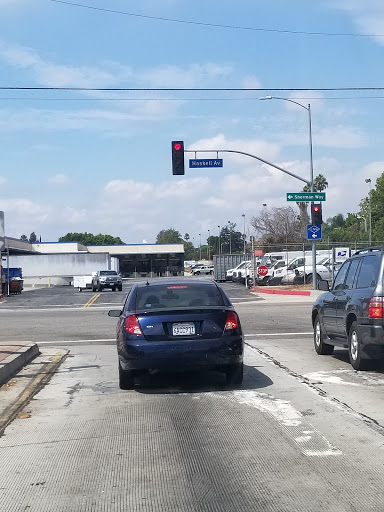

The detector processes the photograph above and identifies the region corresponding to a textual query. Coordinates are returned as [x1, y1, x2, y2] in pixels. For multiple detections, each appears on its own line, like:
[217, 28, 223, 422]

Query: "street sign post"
[307, 224, 322, 240]
[287, 192, 326, 202]
[189, 159, 223, 168]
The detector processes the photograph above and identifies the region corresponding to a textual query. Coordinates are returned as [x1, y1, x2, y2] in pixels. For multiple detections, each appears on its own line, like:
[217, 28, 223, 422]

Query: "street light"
[218, 225, 221, 256]
[228, 221, 232, 254]
[199, 233, 201, 260]
[259, 95, 317, 290]
[207, 229, 210, 260]
[365, 178, 372, 246]
[242, 214, 246, 254]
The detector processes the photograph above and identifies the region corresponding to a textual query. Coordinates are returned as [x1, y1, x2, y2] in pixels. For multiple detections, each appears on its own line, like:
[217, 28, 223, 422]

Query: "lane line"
[36, 339, 115, 344]
[245, 332, 312, 337]
[84, 293, 100, 308]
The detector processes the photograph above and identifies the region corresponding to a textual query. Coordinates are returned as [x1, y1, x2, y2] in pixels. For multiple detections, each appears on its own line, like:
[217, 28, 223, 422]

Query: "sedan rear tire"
[119, 362, 134, 390]
[314, 316, 334, 355]
[226, 362, 243, 386]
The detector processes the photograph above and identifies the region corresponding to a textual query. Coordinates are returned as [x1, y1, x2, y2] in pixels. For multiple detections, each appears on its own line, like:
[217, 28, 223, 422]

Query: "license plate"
[172, 322, 195, 336]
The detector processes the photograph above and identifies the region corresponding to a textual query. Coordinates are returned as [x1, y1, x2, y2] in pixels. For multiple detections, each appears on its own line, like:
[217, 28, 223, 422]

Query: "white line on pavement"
[245, 332, 312, 336]
[36, 339, 115, 344]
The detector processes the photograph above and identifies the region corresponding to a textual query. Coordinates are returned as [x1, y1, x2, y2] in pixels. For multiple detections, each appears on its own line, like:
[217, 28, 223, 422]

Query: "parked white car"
[279, 257, 331, 284]
[226, 260, 250, 281]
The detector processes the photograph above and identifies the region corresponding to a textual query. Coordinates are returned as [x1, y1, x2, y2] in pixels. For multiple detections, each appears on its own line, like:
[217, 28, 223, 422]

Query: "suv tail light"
[369, 297, 384, 318]
[125, 315, 143, 335]
[224, 311, 239, 331]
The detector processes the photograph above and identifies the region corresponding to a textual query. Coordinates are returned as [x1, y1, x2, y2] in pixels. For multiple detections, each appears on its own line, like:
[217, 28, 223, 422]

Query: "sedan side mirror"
[108, 310, 122, 317]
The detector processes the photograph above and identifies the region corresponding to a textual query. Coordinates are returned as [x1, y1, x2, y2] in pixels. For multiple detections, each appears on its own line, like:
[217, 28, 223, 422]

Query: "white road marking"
[35, 339, 115, 344]
[210, 390, 342, 457]
[245, 332, 312, 337]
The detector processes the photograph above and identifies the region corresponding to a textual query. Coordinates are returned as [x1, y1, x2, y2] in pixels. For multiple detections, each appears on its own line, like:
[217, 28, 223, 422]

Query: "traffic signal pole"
[308, 104, 317, 292]
[175, 142, 318, 289]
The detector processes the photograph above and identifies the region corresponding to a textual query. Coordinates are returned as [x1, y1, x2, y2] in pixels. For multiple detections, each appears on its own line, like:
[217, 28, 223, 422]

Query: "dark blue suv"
[312, 247, 384, 370]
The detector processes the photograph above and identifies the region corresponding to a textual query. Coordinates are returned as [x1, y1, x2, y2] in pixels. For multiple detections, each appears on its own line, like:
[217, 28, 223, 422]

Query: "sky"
[0, 0, 384, 246]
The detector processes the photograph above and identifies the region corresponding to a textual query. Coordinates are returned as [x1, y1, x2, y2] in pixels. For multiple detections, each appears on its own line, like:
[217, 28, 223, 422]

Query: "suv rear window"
[355, 255, 380, 289]
[100, 271, 118, 276]
[136, 284, 225, 309]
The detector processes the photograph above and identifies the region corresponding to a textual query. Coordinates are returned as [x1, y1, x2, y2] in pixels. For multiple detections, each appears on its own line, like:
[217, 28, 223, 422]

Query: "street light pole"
[218, 225, 221, 256]
[365, 178, 372, 246]
[259, 96, 317, 290]
[242, 214, 246, 254]
[199, 233, 201, 261]
[228, 221, 232, 254]
[207, 229, 210, 260]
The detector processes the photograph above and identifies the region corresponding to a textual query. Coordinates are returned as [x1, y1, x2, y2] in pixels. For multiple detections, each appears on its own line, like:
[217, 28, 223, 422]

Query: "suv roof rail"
[354, 246, 384, 255]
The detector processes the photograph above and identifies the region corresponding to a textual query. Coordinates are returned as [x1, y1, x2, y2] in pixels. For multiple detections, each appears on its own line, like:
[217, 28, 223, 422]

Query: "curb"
[0, 349, 69, 436]
[251, 286, 324, 297]
[252, 286, 311, 296]
[0, 343, 40, 387]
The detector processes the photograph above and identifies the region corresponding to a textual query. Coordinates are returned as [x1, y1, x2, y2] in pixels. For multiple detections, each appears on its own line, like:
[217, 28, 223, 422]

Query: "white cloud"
[48, 174, 71, 185]
[315, 126, 368, 148]
[189, 134, 280, 164]
[328, 0, 384, 44]
[140, 63, 233, 88]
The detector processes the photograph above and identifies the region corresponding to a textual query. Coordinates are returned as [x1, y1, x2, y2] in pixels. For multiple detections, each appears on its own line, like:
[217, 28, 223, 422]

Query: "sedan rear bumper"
[118, 336, 243, 371]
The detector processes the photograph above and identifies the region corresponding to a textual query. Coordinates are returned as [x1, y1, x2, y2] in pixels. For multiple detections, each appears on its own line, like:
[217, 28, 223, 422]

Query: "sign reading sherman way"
[287, 192, 326, 202]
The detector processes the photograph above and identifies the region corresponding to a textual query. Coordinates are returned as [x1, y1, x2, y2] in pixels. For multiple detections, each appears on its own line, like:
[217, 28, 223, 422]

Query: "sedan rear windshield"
[136, 284, 225, 309]
[100, 271, 118, 276]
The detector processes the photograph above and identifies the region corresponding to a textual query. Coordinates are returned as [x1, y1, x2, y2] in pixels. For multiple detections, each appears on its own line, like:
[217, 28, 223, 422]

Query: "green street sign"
[287, 192, 326, 202]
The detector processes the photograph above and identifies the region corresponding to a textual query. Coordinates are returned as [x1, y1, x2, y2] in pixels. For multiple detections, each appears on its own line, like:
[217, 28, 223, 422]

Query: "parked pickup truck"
[92, 270, 122, 292]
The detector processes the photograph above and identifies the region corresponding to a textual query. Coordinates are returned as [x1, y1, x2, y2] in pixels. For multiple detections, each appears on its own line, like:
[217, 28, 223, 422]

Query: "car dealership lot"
[3, 280, 384, 510]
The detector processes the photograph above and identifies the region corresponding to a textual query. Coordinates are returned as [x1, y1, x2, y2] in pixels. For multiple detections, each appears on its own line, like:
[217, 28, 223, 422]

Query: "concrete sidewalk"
[0, 341, 40, 387]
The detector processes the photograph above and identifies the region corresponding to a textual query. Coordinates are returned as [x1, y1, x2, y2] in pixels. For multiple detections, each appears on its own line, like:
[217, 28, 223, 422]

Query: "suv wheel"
[314, 316, 334, 355]
[118, 284, 123, 291]
[195, 271, 200, 275]
[97, 283, 103, 292]
[348, 321, 367, 370]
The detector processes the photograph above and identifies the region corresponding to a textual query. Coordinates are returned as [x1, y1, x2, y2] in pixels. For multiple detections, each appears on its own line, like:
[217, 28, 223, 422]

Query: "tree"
[156, 228, 183, 244]
[220, 223, 244, 253]
[29, 232, 37, 243]
[58, 232, 124, 245]
[20, 235, 28, 242]
[250, 206, 301, 249]
[184, 233, 190, 241]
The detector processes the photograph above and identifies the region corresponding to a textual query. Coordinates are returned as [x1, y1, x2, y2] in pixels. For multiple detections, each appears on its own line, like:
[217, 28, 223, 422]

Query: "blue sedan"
[108, 279, 244, 389]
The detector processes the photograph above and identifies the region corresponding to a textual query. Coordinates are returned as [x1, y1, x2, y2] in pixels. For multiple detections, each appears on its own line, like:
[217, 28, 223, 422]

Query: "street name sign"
[189, 159, 223, 168]
[307, 224, 322, 240]
[287, 192, 326, 202]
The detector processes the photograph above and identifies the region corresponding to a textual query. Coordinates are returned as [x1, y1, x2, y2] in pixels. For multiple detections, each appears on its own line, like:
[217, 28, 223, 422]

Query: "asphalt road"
[2, 280, 384, 510]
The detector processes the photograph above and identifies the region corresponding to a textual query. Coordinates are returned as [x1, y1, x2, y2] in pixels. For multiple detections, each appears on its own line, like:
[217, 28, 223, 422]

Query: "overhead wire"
[48, 0, 384, 39]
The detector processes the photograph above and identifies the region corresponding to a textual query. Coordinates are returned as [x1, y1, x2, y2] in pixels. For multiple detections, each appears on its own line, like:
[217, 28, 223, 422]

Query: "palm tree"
[314, 174, 328, 192]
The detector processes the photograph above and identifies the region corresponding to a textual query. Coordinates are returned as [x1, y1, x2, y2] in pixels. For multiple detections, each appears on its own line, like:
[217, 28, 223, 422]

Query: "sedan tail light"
[125, 315, 143, 335]
[224, 311, 239, 331]
[369, 297, 384, 318]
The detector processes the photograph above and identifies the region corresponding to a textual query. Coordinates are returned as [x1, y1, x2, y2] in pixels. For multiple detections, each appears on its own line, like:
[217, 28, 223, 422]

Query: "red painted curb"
[251, 286, 311, 296]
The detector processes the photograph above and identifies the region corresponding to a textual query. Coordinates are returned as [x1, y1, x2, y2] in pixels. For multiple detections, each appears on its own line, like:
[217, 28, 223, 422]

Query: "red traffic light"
[313, 205, 320, 212]
[174, 143, 182, 151]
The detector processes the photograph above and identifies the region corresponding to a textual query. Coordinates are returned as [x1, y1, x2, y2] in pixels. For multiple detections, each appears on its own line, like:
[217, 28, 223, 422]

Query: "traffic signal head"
[311, 203, 323, 224]
[171, 141, 185, 175]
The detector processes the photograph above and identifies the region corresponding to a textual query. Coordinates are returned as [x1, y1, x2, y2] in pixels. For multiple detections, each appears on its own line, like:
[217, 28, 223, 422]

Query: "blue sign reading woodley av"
[189, 159, 223, 168]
